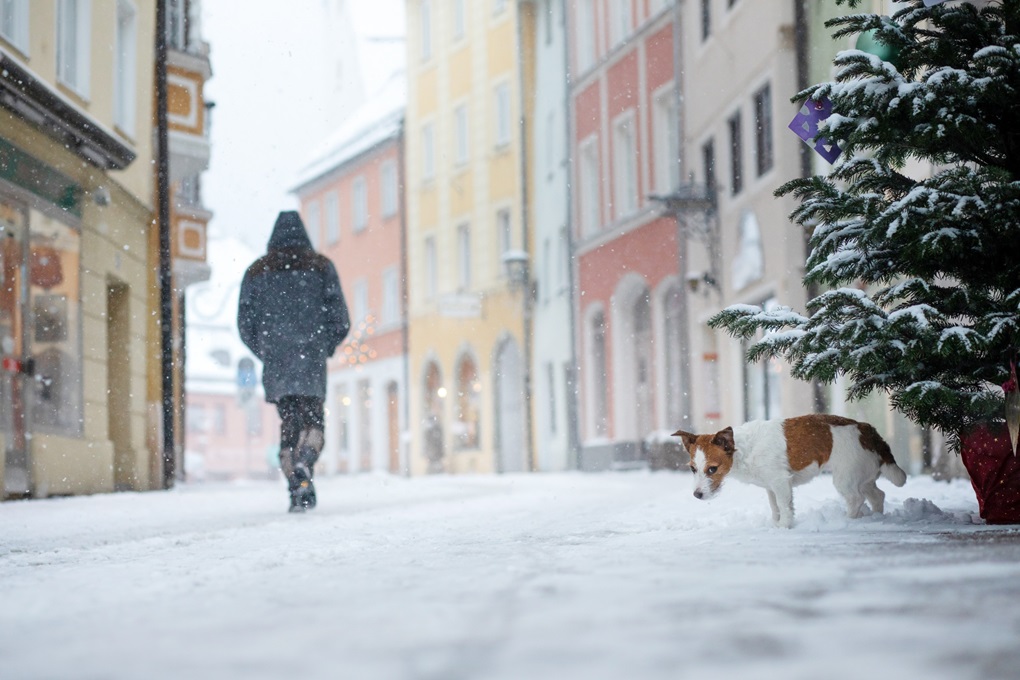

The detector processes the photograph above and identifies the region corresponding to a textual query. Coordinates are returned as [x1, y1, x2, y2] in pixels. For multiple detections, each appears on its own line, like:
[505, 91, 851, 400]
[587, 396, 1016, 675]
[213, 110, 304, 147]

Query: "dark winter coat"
[237, 211, 350, 403]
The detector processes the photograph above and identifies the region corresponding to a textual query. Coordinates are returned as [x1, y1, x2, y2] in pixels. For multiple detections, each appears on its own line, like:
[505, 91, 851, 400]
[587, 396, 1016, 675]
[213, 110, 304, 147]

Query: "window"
[611, 0, 631, 46]
[590, 311, 608, 437]
[653, 88, 679, 193]
[380, 160, 398, 217]
[579, 137, 600, 236]
[663, 285, 684, 426]
[420, 0, 432, 60]
[702, 137, 717, 195]
[114, 0, 137, 136]
[495, 83, 511, 147]
[424, 235, 437, 299]
[546, 362, 557, 435]
[0, 0, 29, 53]
[422, 122, 435, 180]
[353, 279, 368, 323]
[357, 379, 372, 469]
[743, 297, 783, 421]
[754, 83, 774, 177]
[57, 0, 91, 98]
[701, 0, 711, 41]
[728, 110, 743, 196]
[453, 0, 465, 40]
[455, 354, 480, 449]
[187, 404, 207, 433]
[166, 0, 186, 50]
[454, 104, 469, 165]
[212, 404, 226, 435]
[457, 223, 471, 291]
[542, 0, 553, 46]
[305, 200, 321, 249]
[352, 177, 368, 233]
[497, 208, 512, 276]
[576, 0, 596, 71]
[382, 267, 399, 326]
[613, 113, 638, 218]
[325, 190, 340, 244]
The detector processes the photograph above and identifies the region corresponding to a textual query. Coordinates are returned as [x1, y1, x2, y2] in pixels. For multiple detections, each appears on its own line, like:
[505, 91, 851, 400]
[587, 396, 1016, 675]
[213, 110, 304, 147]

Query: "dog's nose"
[693, 490, 704, 500]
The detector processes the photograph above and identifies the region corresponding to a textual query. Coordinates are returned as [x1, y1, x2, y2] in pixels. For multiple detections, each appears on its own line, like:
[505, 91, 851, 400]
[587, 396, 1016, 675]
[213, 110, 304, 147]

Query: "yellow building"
[0, 1, 159, 497]
[405, 0, 537, 474]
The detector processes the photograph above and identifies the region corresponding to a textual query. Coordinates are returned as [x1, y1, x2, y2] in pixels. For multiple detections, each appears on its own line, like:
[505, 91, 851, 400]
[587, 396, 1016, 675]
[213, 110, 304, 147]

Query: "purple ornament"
[788, 97, 842, 164]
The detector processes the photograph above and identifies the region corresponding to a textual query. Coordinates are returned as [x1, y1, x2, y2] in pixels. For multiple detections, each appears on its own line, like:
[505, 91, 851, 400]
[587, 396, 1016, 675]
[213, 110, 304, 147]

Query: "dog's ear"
[711, 427, 735, 455]
[672, 429, 698, 452]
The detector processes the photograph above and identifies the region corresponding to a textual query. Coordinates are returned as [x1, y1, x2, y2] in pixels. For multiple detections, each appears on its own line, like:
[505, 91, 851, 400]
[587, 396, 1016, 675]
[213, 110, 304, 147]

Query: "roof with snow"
[291, 71, 406, 193]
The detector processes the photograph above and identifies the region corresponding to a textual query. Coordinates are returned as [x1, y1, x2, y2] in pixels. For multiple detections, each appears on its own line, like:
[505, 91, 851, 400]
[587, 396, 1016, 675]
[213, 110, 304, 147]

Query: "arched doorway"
[494, 338, 526, 473]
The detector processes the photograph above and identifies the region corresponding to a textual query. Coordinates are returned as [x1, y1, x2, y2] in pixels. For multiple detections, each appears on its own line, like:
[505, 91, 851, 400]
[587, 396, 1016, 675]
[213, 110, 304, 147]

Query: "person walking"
[238, 211, 350, 512]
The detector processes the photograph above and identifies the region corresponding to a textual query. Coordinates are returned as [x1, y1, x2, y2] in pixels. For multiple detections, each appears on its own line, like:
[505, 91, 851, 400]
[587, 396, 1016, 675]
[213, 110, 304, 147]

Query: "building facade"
[0, 0, 157, 497]
[404, 0, 536, 475]
[567, 0, 685, 469]
[292, 74, 409, 475]
[530, 0, 577, 472]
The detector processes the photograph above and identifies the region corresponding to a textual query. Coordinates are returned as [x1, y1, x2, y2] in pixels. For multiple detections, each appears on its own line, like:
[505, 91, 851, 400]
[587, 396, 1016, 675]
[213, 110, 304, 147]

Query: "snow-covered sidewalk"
[1, 471, 1018, 680]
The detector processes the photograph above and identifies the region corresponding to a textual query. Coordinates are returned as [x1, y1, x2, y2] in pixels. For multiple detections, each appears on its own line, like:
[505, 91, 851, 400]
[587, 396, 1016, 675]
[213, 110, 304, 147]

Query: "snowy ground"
[2, 471, 1019, 680]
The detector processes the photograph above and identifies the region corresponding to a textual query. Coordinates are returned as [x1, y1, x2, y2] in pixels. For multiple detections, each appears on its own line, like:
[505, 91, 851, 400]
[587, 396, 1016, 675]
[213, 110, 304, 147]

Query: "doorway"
[108, 278, 133, 490]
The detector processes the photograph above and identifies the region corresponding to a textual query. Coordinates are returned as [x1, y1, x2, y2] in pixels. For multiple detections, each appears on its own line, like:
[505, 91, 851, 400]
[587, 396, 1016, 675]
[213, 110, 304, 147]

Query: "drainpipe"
[561, 0, 581, 470]
[156, 0, 176, 488]
[672, 0, 693, 429]
[516, 2, 536, 472]
[397, 120, 411, 476]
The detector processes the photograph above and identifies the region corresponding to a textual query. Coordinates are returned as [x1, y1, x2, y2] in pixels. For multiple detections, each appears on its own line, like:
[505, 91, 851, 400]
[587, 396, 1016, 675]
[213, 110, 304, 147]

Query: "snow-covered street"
[2, 471, 1019, 680]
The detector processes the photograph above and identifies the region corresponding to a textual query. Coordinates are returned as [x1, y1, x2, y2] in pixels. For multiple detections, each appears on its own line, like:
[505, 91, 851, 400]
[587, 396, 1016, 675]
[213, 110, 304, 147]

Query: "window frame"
[728, 109, 743, 196]
[325, 190, 340, 245]
[352, 176, 368, 233]
[454, 103, 469, 166]
[0, 0, 29, 54]
[457, 222, 471, 291]
[494, 82, 511, 148]
[380, 160, 398, 217]
[56, 0, 92, 99]
[114, 0, 137, 137]
[754, 82, 774, 178]
[612, 110, 638, 219]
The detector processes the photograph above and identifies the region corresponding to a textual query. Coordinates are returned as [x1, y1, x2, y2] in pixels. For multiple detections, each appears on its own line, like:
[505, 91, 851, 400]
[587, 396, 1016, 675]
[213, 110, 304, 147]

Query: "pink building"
[291, 74, 408, 475]
[568, 2, 685, 469]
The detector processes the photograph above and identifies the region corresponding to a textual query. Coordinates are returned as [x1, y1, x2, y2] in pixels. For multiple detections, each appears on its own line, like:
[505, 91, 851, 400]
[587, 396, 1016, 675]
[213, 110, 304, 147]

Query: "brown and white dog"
[673, 414, 907, 528]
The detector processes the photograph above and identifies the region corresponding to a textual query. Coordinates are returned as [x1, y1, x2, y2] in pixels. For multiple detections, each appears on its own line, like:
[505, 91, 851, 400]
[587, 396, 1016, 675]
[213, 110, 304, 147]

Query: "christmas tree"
[710, 0, 1020, 447]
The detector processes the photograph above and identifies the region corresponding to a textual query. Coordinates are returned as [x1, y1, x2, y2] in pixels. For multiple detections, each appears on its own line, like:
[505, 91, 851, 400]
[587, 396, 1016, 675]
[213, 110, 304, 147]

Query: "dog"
[673, 414, 907, 528]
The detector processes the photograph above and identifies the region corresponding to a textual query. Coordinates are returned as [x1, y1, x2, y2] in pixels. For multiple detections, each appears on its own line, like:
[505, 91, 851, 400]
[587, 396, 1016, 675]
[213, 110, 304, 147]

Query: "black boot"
[289, 455, 316, 512]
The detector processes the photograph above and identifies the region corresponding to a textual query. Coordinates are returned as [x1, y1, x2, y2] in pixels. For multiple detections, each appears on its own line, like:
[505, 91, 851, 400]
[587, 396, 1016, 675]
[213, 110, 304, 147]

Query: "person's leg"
[275, 396, 304, 511]
[294, 396, 325, 473]
[290, 396, 324, 510]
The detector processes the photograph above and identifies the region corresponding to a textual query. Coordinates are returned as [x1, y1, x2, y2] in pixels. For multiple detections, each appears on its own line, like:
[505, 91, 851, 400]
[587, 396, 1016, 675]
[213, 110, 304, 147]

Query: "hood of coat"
[267, 211, 313, 251]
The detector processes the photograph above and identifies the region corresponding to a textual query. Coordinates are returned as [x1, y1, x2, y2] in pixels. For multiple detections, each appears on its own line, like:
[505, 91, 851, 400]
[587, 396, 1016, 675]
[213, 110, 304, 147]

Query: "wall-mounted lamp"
[501, 249, 531, 292]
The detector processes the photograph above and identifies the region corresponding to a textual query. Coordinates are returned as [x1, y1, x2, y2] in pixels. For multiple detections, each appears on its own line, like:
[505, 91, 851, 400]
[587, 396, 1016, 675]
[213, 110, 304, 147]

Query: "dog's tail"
[862, 423, 907, 487]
